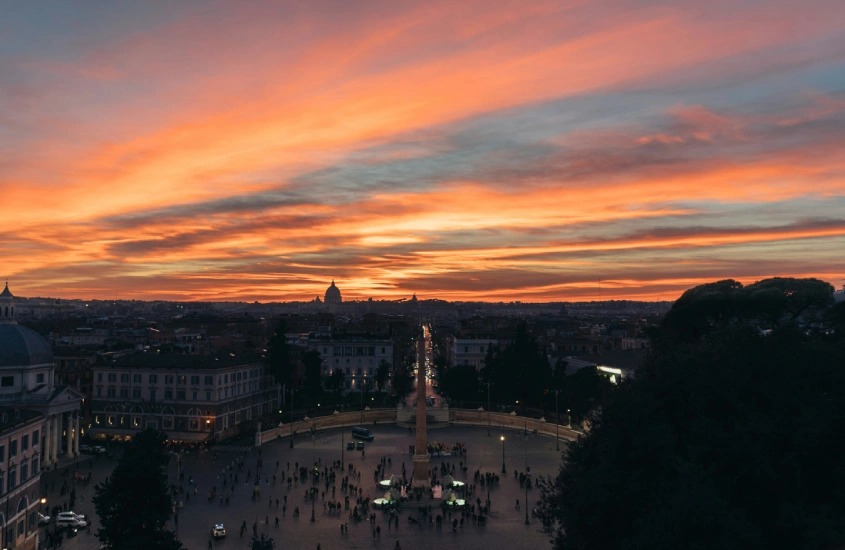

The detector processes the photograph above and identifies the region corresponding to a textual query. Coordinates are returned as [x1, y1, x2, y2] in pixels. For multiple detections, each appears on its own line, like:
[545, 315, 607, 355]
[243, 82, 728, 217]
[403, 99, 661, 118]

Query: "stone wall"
[258, 409, 396, 445]
[450, 409, 580, 442]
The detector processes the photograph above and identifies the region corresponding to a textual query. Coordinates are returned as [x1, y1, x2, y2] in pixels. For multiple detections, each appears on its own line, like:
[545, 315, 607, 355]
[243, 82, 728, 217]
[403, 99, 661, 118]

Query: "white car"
[79, 444, 92, 453]
[92, 446, 106, 454]
[56, 512, 88, 528]
[38, 513, 50, 525]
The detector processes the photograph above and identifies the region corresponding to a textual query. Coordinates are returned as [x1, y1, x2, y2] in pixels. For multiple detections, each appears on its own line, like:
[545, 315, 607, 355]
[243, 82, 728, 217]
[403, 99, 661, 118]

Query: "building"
[0, 284, 83, 468]
[445, 336, 498, 368]
[88, 350, 280, 442]
[0, 407, 45, 550]
[310, 338, 393, 393]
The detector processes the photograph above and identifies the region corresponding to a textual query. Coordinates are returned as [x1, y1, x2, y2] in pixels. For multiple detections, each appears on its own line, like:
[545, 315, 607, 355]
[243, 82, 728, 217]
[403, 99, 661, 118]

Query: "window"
[381, 347, 386, 354]
[107, 388, 116, 397]
[21, 434, 28, 451]
[0, 445, 5, 461]
[0, 376, 13, 387]
[178, 375, 186, 385]
[96, 388, 102, 397]
[7, 469, 16, 489]
[36, 373, 44, 383]
[164, 390, 173, 399]
[132, 388, 141, 398]
[17, 518, 23, 538]
[150, 389, 156, 401]
[20, 462, 27, 482]
[191, 376, 200, 385]
[120, 374, 129, 383]
[32, 456, 38, 475]
[206, 391, 211, 401]
[237, 372, 242, 381]
[163, 417, 173, 429]
[107, 416, 115, 425]
[177, 390, 186, 400]
[133, 374, 142, 383]
[94, 416, 100, 424]
[165, 375, 173, 384]
[133, 417, 140, 427]
[345, 368, 350, 375]
[9, 440, 16, 457]
[119, 388, 129, 398]
[149, 374, 158, 384]
[32, 430, 38, 446]
[192, 391, 198, 400]
[107, 373, 116, 382]
[204, 376, 214, 385]
[97, 373, 103, 382]
[189, 419, 199, 430]
[224, 375, 228, 383]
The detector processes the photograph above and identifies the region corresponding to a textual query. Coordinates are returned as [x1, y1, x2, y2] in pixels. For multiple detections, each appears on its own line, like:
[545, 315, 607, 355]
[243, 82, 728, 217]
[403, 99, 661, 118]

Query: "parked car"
[79, 444, 92, 453]
[92, 446, 106, 454]
[356, 442, 365, 451]
[212, 524, 226, 539]
[37, 513, 50, 525]
[56, 512, 88, 528]
[346, 442, 354, 450]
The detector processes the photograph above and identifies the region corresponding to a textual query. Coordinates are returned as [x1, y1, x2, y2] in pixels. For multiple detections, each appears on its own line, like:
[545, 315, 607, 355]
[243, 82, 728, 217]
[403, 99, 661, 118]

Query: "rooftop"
[102, 350, 267, 370]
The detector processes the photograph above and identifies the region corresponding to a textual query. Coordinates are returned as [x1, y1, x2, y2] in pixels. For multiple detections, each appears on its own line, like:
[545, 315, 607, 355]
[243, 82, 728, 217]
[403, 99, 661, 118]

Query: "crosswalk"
[211, 444, 254, 452]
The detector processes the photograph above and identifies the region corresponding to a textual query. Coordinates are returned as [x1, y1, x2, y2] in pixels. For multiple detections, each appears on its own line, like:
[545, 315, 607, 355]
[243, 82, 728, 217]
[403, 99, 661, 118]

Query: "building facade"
[310, 339, 393, 393]
[0, 285, 83, 468]
[445, 336, 498, 369]
[88, 351, 280, 442]
[0, 408, 45, 550]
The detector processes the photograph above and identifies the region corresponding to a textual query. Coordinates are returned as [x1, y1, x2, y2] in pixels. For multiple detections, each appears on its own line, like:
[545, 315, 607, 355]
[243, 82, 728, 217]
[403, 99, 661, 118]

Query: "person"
[395, 541, 402, 550]
[208, 540, 213, 550]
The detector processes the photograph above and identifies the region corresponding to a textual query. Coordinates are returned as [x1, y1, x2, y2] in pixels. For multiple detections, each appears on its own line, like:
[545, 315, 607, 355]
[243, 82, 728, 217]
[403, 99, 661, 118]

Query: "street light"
[554, 390, 560, 451]
[500, 435, 506, 474]
[290, 389, 295, 448]
[486, 382, 491, 437]
[524, 420, 530, 526]
[567, 408, 571, 429]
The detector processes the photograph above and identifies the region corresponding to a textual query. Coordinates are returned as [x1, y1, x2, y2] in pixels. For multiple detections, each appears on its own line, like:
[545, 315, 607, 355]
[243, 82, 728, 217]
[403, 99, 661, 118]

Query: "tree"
[563, 366, 613, 423]
[267, 320, 293, 387]
[375, 360, 391, 394]
[302, 350, 323, 398]
[325, 368, 345, 396]
[93, 429, 184, 550]
[485, 323, 552, 407]
[250, 533, 276, 550]
[391, 366, 415, 400]
[537, 277, 845, 550]
[437, 363, 480, 402]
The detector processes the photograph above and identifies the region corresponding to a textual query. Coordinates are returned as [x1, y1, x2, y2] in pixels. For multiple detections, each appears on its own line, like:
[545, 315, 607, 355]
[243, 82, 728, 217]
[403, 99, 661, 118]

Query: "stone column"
[412, 328, 430, 488]
[51, 415, 59, 462]
[43, 416, 52, 467]
[74, 416, 80, 455]
[66, 415, 74, 458]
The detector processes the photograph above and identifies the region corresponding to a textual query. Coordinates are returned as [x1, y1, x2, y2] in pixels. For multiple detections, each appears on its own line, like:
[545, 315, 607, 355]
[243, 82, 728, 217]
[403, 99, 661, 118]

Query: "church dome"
[0, 324, 53, 367]
[324, 280, 342, 305]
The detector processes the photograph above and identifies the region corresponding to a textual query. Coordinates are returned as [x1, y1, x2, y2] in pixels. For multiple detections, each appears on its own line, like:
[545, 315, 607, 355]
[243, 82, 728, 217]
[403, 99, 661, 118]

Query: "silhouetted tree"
[93, 429, 183, 550]
[537, 277, 845, 550]
[375, 359, 391, 394]
[302, 350, 323, 398]
[250, 533, 275, 550]
[324, 369, 345, 396]
[267, 320, 293, 388]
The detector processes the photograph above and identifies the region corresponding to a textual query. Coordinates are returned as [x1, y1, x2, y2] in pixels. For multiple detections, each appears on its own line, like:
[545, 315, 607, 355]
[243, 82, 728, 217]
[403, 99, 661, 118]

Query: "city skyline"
[3, 1, 844, 302]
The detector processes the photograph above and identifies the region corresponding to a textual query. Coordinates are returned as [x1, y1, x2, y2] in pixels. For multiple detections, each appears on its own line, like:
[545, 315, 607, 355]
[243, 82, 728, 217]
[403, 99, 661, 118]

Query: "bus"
[351, 426, 374, 441]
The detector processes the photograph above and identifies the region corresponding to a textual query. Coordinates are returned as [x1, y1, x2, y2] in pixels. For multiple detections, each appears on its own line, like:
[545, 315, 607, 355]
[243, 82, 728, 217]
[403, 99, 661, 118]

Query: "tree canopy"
[537, 277, 845, 550]
[267, 320, 293, 387]
[93, 429, 183, 550]
[482, 322, 552, 407]
[302, 349, 323, 397]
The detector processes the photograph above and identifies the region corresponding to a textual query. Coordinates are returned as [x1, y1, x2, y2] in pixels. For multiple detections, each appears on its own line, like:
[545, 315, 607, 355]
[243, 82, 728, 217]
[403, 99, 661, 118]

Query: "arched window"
[161, 407, 175, 430]
[130, 405, 143, 414]
[16, 496, 27, 513]
[161, 407, 175, 416]
[187, 408, 201, 431]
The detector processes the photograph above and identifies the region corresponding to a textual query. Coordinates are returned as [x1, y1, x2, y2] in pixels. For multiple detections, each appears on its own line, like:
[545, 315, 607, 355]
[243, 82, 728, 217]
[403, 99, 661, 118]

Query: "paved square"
[42, 424, 569, 550]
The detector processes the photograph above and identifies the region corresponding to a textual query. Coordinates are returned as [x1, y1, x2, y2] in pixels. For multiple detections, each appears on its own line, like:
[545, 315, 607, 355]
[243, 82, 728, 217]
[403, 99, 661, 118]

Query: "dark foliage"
[537, 278, 845, 550]
[93, 429, 184, 550]
[267, 320, 293, 387]
[302, 349, 323, 397]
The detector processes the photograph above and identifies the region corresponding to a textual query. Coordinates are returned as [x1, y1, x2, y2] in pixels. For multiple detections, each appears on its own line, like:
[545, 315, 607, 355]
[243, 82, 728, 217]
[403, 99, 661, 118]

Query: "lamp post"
[290, 389, 295, 448]
[500, 435, 506, 475]
[524, 421, 530, 526]
[567, 408, 571, 429]
[486, 382, 491, 437]
[554, 390, 560, 451]
[341, 428, 344, 470]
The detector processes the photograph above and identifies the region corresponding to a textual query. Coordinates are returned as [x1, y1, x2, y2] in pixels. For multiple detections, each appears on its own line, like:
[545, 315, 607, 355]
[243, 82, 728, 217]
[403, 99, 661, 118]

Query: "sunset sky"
[2, 0, 844, 302]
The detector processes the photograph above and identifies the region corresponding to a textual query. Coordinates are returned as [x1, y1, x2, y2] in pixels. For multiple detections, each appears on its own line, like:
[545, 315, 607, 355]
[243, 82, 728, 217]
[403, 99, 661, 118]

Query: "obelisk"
[411, 326, 430, 488]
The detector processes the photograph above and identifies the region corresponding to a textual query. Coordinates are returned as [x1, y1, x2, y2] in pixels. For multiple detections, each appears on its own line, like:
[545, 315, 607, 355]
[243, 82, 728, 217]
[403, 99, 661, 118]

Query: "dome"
[0, 324, 54, 367]
[324, 280, 342, 305]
